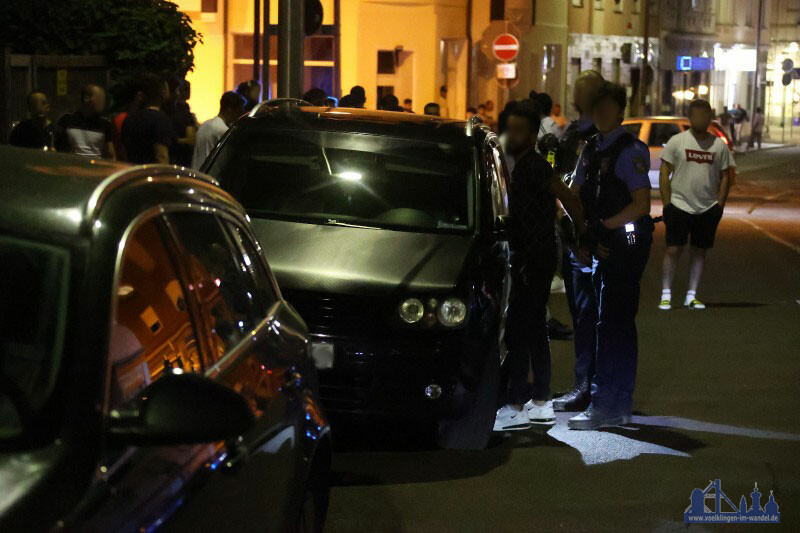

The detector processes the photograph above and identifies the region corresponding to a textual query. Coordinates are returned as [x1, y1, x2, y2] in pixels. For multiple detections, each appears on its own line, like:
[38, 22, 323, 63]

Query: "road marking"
[738, 217, 800, 255]
[747, 190, 793, 214]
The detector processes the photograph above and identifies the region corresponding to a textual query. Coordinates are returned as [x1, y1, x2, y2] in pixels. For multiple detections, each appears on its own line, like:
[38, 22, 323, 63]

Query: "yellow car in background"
[622, 116, 734, 188]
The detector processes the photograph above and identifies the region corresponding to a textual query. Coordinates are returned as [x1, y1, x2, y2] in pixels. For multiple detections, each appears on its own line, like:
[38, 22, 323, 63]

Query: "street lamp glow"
[698, 85, 709, 96]
[683, 90, 695, 100]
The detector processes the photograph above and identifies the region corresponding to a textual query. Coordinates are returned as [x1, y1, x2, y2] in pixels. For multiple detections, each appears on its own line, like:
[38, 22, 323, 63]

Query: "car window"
[0, 237, 69, 442]
[166, 212, 267, 363]
[623, 122, 642, 139]
[108, 218, 202, 411]
[648, 123, 681, 147]
[225, 221, 279, 309]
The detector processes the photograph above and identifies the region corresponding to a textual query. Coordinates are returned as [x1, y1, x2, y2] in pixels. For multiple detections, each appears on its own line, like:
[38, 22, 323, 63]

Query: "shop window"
[491, 0, 505, 20]
[594, 0, 604, 10]
[201, 0, 217, 12]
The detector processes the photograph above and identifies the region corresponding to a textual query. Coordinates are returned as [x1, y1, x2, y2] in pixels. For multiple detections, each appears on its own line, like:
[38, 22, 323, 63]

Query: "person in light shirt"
[658, 98, 735, 310]
[191, 91, 245, 169]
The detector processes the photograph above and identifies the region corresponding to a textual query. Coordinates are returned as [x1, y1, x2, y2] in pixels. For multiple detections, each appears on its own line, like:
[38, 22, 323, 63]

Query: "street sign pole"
[278, 0, 304, 98]
[750, 0, 763, 122]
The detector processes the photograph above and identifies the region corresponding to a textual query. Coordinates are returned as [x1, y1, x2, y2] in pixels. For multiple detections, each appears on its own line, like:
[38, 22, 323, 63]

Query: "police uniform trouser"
[568, 251, 598, 390]
[590, 231, 652, 415]
[505, 259, 556, 404]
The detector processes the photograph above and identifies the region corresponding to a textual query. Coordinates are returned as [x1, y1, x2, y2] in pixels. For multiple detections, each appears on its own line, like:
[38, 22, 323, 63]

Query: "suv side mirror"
[493, 214, 510, 241]
[107, 373, 254, 446]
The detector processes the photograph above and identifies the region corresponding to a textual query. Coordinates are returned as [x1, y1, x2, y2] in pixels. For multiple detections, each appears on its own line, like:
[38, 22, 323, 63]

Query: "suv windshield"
[0, 237, 69, 442]
[208, 128, 475, 233]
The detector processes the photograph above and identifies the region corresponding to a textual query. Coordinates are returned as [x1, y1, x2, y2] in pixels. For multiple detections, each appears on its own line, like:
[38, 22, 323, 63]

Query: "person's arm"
[154, 143, 169, 164]
[602, 188, 651, 230]
[659, 160, 674, 207]
[104, 141, 116, 160]
[718, 167, 733, 208]
[178, 124, 197, 146]
[549, 177, 586, 236]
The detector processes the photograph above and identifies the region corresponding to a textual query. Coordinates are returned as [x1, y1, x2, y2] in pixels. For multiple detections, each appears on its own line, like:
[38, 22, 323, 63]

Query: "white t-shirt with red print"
[661, 129, 735, 214]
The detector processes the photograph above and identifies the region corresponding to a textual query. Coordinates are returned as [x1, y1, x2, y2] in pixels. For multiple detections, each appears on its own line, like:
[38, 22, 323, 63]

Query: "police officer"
[567, 81, 654, 430]
[552, 70, 603, 412]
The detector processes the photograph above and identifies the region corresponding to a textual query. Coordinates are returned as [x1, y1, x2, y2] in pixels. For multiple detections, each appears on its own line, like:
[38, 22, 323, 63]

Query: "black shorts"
[664, 203, 723, 249]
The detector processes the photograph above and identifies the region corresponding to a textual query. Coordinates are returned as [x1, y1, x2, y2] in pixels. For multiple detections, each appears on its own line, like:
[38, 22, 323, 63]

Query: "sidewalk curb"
[734, 144, 791, 157]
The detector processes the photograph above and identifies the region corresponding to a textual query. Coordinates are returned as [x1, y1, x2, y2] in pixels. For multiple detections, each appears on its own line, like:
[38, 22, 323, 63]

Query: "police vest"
[579, 131, 636, 222]
[556, 120, 598, 182]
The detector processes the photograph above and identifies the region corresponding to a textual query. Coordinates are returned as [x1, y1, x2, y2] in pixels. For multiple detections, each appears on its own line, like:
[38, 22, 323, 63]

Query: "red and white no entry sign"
[492, 33, 520, 62]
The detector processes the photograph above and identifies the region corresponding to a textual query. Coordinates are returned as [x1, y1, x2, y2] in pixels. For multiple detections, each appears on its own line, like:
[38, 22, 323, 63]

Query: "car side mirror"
[493, 214, 510, 241]
[107, 373, 254, 446]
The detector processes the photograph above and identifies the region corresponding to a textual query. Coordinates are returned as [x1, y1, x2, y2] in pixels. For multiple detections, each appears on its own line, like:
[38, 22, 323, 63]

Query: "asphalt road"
[325, 147, 800, 532]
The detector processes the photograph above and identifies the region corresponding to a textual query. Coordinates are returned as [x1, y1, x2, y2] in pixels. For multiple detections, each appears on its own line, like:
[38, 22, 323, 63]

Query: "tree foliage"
[1, 0, 202, 77]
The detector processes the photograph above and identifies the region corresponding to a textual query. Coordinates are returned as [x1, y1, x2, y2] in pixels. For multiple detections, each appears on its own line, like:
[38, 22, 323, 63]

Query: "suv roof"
[0, 146, 233, 241]
[243, 106, 483, 144]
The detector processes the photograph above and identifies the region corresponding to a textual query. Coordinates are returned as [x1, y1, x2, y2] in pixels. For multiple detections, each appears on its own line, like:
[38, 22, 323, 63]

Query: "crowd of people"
[717, 103, 767, 150]
[8, 72, 256, 169]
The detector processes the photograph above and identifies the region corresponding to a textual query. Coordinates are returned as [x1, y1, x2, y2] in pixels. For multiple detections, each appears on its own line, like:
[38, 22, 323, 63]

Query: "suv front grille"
[282, 290, 390, 335]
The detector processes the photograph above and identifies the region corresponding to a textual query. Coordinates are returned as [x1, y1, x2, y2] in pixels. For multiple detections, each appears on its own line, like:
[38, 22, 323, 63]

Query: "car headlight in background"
[399, 298, 425, 324]
[437, 297, 467, 327]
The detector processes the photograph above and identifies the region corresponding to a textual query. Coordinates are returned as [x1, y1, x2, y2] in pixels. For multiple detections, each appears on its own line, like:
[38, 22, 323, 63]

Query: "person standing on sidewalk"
[494, 100, 588, 432]
[658, 99, 735, 310]
[732, 104, 748, 148]
[567, 82, 654, 430]
[748, 107, 765, 150]
[9, 90, 55, 150]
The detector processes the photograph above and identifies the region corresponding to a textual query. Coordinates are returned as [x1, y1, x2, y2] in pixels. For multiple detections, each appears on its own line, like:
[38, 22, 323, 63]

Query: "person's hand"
[573, 246, 592, 266]
[595, 243, 611, 260]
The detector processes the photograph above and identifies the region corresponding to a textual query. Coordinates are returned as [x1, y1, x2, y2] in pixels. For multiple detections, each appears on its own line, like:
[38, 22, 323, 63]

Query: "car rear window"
[623, 122, 642, 138]
[648, 123, 681, 147]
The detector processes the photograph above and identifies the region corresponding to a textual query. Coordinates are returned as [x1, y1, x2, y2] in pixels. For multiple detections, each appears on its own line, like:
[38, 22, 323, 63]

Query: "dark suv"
[203, 106, 512, 449]
[0, 147, 330, 532]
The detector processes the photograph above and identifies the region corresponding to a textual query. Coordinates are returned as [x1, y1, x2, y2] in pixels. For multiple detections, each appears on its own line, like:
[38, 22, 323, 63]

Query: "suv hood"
[249, 218, 474, 295]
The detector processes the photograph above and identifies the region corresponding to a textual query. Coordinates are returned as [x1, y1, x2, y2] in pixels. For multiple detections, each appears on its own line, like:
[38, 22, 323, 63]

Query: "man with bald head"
[552, 69, 604, 413]
[55, 83, 115, 159]
[9, 90, 55, 149]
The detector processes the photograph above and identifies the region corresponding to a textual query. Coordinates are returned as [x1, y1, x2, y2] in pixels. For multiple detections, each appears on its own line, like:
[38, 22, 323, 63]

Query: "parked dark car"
[202, 106, 511, 449]
[0, 147, 330, 532]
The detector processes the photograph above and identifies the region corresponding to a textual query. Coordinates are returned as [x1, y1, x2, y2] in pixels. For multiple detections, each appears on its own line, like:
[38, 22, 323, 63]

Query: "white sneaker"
[493, 405, 532, 432]
[658, 298, 671, 310]
[524, 400, 556, 426]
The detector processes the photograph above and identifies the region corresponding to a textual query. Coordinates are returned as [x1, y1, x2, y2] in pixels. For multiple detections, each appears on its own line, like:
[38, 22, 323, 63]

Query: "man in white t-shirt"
[658, 99, 735, 310]
[191, 91, 245, 169]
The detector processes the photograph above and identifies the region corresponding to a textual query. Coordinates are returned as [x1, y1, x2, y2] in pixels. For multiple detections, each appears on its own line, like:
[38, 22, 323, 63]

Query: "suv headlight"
[437, 297, 467, 327]
[399, 298, 424, 324]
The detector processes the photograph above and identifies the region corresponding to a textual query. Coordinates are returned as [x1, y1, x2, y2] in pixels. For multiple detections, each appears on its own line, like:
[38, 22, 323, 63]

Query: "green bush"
[1, 0, 202, 76]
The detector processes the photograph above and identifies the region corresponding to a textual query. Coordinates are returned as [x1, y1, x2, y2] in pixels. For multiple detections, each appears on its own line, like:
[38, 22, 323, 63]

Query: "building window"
[572, 0, 584, 6]
[201, 0, 217, 12]
[614, 0, 624, 13]
[594, 0, 604, 10]
[491, 0, 505, 20]
[632, 0, 640, 13]
[744, 0, 754, 26]
[377, 51, 396, 75]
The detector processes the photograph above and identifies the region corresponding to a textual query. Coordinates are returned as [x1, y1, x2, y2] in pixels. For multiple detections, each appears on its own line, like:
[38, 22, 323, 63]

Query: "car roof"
[624, 116, 689, 122]
[0, 146, 231, 243]
[244, 106, 482, 144]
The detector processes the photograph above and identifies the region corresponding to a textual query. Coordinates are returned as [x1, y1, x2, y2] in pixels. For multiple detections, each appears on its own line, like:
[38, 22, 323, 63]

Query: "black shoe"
[553, 387, 590, 412]
[547, 317, 572, 340]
